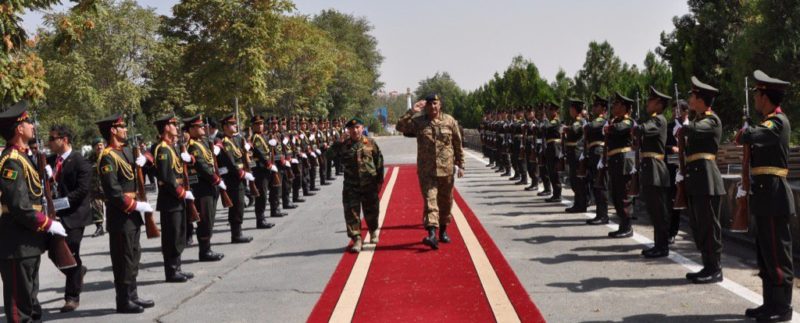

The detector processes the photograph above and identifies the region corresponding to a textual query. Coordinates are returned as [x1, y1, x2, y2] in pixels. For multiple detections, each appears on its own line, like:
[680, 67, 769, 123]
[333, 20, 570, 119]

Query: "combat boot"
[608, 219, 633, 238]
[439, 225, 451, 243]
[509, 173, 520, 181]
[422, 227, 439, 250]
[349, 236, 363, 253]
[199, 241, 224, 262]
[537, 189, 552, 197]
[129, 281, 154, 309]
[586, 215, 609, 225]
[116, 284, 144, 314]
[231, 223, 253, 244]
[524, 183, 539, 192]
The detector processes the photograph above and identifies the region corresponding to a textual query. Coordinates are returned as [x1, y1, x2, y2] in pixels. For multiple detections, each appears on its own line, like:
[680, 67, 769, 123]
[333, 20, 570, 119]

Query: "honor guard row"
[479, 70, 794, 322]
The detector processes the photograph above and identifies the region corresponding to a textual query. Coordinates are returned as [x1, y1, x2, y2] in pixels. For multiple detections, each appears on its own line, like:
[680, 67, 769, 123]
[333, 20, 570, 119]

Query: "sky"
[22, 0, 689, 93]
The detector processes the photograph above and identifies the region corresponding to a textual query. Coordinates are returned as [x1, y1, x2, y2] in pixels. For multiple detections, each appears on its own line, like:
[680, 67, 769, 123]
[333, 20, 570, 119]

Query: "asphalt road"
[2, 135, 797, 322]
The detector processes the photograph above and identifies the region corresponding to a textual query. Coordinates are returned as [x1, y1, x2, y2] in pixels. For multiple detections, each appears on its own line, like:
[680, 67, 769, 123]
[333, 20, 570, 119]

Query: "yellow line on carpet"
[452, 201, 521, 323]
[328, 166, 399, 322]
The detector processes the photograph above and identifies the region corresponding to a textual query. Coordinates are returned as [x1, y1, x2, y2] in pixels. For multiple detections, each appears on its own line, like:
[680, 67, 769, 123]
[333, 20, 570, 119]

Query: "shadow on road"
[548, 277, 689, 293]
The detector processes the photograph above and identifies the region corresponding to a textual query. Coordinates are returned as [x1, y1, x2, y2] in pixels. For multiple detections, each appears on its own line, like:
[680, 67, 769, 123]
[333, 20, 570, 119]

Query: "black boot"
[165, 258, 188, 283]
[256, 214, 276, 229]
[537, 190, 552, 197]
[283, 197, 297, 209]
[422, 227, 439, 250]
[116, 284, 144, 313]
[509, 173, 520, 181]
[271, 208, 287, 217]
[176, 257, 194, 280]
[586, 215, 609, 225]
[524, 183, 538, 192]
[608, 218, 633, 238]
[129, 283, 154, 308]
[439, 225, 451, 243]
[92, 224, 105, 237]
[199, 241, 224, 262]
[231, 223, 253, 244]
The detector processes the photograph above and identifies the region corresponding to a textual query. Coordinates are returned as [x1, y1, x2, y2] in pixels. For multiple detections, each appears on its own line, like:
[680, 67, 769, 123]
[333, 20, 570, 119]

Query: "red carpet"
[308, 165, 544, 323]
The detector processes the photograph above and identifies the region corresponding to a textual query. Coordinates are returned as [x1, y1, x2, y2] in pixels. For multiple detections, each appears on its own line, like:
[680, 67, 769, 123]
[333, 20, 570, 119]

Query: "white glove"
[736, 183, 748, 199]
[310, 134, 315, 141]
[315, 149, 321, 155]
[268, 139, 277, 146]
[244, 142, 252, 151]
[134, 201, 154, 213]
[629, 166, 638, 175]
[300, 133, 305, 139]
[291, 158, 299, 164]
[597, 159, 604, 170]
[213, 145, 221, 156]
[579, 153, 585, 161]
[270, 165, 278, 172]
[675, 172, 684, 183]
[45, 165, 53, 178]
[741, 121, 749, 131]
[282, 138, 289, 145]
[135, 155, 147, 167]
[310, 152, 317, 158]
[217, 181, 227, 191]
[184, 191, 195, 201]
[180, 152, 192, 163]
[284, 160, 291, 167]
[672, 122, 682, 137]
[47, 220, 67, 237]
[300, 153, 307, 158]
[682, 119, 689, 126]
[244, 172, 255, 182]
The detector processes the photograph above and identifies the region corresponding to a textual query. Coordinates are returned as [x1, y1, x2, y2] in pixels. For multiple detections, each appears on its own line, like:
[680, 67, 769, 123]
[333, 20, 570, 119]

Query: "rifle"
[176, 123, 201, 222]
[130, 117, 161, 239]
[673, 83, 688, 210]
[204, 123, 233, 208]
[240, 132, 260, 198]
[33, 113, 77, 269]
[576, 119, 589, 178]
[628, 91, 641, 197]
[731, 77, 750, 232]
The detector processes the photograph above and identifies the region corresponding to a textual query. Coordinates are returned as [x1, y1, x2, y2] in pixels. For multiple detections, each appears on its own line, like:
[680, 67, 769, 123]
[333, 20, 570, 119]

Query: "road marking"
[463, 149, 800, 320]
[452, 200, 521, 322]
[328, 166, 399, 322]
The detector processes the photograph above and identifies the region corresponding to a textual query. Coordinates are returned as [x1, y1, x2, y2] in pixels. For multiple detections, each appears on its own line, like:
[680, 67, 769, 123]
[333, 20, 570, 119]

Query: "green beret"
[345, 117, 364, 128]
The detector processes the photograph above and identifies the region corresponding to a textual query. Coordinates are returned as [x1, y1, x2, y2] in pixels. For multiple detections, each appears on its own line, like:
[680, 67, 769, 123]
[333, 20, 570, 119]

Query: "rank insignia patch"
[2, 168, 17, 180]
[101, 164, 113, 174]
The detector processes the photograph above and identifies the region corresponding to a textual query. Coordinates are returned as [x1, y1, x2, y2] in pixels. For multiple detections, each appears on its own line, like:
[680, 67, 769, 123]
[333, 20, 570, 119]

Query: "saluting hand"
[412, 100, 426, 113]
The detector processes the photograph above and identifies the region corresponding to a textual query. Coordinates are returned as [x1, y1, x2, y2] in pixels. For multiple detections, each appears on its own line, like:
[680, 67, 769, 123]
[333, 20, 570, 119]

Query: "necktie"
[55, 156, 64, 181]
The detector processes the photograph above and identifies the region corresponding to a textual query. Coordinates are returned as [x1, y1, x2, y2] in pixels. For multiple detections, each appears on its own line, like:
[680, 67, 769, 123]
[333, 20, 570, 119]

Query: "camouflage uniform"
[326, 136, 384, 238]
[396, 110, 464, 229]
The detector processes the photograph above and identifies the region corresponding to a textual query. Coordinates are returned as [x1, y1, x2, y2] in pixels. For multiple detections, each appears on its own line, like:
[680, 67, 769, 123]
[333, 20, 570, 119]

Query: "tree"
[413, 72, 465, 116]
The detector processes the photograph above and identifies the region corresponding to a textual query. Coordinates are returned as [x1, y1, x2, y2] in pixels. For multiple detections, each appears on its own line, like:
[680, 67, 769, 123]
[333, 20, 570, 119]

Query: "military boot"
[116, 284, 144, 314]
[231, 223, 253, 244]
[586, 215, 609, 225]
[422, 227, 439, 250]
[164, 258, 188, 283]
[608, 218, 633, 238]
[129, 282, 154, 309]
[199, 240, 224, 262]
[439, 225, 451, 243]
[283, 196, 298, 209]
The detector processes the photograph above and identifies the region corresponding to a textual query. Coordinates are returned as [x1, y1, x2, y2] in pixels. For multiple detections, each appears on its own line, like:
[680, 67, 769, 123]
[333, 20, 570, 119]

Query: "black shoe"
[668, 236, 676, 245]
[422, 228, 439, 250]
[685, 268, 708, 280]
[608, 228, 633, 238]
[271, 211, 288, 217]
[304, 192, 316, 197]
[755, 306, 792, 322]
[439, 226, 451, 243]
[179, 271, 195, 280]
[311, 187, 321, 191]
[321, 182, 331, 186]
[642, 248, 669, 258]
[294, 198, 306, 203]
[509, 175, 520, 181]
[691, 269, 722, 284]
[199, 250, 224, 262]
[537, 190, 552, 197]
[166, 274, 188, 283]
[284, 203, 298, 209]
[257, 220, 276, 229]
[746, 305, 768, 318]
[586, 217, 609, 225]
[565, 206, 587, 213]
[92, 225, 105, 238]
[515, 180, 528, 185]
[524, 185, 538, 192]
[545, 196, 562, 203]
[116, 301, 144, 314]
[131, 297, 154, 309]
[231, 235, 253, 244]
[500, 171, 511, 177]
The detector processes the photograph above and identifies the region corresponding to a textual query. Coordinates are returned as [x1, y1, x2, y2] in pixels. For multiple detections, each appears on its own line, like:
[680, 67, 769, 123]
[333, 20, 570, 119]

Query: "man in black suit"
[47, 124, 93, 312]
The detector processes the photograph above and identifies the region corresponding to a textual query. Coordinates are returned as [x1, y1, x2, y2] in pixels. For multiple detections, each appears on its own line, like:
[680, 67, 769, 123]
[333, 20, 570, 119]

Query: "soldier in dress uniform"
[183, 115, 226, 262]
[524, 108, 540, 191]
[666, 100, 689, 244]
[326, 117, 384, 253]
[95, 113, 155, 313]
[250, 114, 285, 225]
[586, 95, 610, 225]
[218, 113, 257, 244]
[536, 105, 553, 196]
[638, 86, 672, 258]
[0, 101, 69, 321]
[604, 92, 636, 238]
[542, 101, 563, 202]
[680, 76, 726, 284]
[737, 70, 794, 322]
[152, 114, 195, 283]
[510, 109, 526, 184]
[565, 99, 589, 212]
[269, 117, 297, 211]
[396, 93, 465, 250]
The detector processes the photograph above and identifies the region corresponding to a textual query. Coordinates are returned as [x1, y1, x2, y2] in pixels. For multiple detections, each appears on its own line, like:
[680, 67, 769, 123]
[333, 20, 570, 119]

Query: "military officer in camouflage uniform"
[183, 115, 226, 262]
[152, 114, 195, 283]
[738, 70, 794, 322]
[96, 113, 154, 313]
[565, 99, 589, 212]
[638, 87, 672, 258]
[680, 76, 726, 284]
[87, 137, 106, 237]
[586, 95, 610, 225]
[325, 117, 384, 253]
[396, 93, 465, 250]
[0, 102, 69, 321]
[217, 114, 256, 243]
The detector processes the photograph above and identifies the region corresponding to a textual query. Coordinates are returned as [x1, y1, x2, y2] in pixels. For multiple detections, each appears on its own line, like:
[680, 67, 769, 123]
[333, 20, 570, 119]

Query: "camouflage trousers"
[91, 198, 104, 224]
[343, 183, 380, 238]
[420, 175, 454, 229]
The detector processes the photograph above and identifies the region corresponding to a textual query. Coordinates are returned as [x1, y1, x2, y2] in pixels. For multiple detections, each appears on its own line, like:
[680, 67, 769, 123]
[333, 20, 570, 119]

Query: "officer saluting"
[96, 113, 154, 313]
[680, 76, 726, 284]
[737, 70, 794, 322]
[638, 86, 672, 258]
[0, 101, 68, 322]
